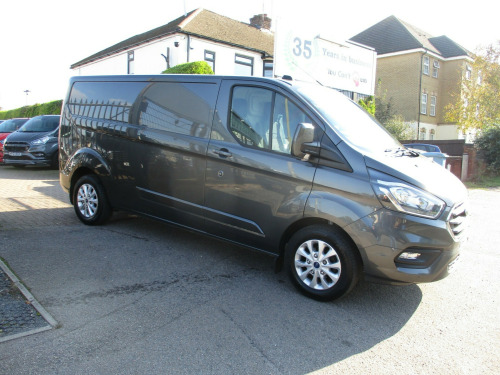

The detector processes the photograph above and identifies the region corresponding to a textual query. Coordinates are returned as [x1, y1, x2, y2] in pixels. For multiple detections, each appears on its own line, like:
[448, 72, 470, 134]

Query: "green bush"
[162, 61, 214, 75]
[475, 124, 500, 175]
[0, 100, 63, 120]
[383, 115, 415, 141]
[358, 96, 375, 116]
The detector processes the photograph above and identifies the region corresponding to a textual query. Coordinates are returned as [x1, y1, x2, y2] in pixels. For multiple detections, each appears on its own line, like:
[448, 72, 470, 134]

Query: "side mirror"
[291, 123, 319, 158]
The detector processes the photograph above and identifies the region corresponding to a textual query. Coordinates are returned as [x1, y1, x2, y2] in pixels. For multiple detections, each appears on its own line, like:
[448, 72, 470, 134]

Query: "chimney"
[250, 14, 272, 30]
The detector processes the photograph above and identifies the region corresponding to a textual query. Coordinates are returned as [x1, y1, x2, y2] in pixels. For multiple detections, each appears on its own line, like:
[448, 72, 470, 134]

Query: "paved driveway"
[0, 166, 499, 374]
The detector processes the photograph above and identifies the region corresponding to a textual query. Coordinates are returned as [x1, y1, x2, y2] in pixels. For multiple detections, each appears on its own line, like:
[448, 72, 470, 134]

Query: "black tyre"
[73, 174, 112, 225]
[285, 225, 361, 301]
[50, 151, 59, 170]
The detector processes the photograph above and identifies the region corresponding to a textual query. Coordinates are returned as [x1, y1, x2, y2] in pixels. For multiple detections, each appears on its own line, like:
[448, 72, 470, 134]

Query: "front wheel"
[73, 174, 112, 225]
[285, 225, 361, 301]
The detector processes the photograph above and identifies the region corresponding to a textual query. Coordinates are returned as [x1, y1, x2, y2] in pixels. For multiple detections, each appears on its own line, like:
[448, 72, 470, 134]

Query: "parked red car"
[0, 118, 29, 163]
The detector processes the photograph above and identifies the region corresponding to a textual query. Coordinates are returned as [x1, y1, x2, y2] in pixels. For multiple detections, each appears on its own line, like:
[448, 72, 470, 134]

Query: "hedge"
[162, 61, 214, 75]
[0, 100, 63, 120]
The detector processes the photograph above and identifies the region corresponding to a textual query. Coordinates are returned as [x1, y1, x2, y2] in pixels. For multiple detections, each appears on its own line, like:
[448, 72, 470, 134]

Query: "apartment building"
[351, 16, 473, 141]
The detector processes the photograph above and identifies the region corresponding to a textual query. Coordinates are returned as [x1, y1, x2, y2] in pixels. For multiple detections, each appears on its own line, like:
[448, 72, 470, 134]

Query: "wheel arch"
[276, 217, 363, 273]
[65, 148, 111, 204]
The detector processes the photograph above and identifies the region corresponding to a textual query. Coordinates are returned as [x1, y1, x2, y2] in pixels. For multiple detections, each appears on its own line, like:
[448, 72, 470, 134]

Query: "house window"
[235, 54, 254, 76]
[432, 60, 440, 78]
[263, 61, 273, 77]
[466, 64, 472, 80]
[423, 56, 430, 75]
[204, 50, 215, 73]
[421, 93, 428, 115]
[419, 128, 426, 140]
[127, 51, 134, 75]
[429, 129, 435, 140]
[430, 96, 437, 116]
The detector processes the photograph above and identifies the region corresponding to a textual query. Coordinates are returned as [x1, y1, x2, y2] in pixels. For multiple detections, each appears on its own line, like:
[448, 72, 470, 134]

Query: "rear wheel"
[285, 225, 361, 301]
[73, 174, 111, 225]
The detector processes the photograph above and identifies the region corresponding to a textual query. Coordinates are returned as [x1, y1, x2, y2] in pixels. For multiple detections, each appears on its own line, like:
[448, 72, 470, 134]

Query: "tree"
[359, 84, 414, 141]
[474, 124, 500, 175]
[446, 41, 500, 132]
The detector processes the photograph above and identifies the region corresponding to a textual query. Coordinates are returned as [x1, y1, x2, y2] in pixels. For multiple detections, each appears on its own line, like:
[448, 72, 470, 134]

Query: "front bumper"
[346, 205, 466, 285]
[3, 145, 57, 167]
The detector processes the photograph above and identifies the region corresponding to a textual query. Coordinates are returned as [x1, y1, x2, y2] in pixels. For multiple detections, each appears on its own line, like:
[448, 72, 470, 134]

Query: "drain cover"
[0, 263, 55, 342]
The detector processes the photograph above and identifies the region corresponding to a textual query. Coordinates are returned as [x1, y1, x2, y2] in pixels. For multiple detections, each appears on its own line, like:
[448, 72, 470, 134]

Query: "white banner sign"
[274, 21, 376, 95]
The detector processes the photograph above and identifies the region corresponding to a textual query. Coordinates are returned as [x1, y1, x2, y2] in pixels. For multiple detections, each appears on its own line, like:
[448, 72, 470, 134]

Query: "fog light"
[395, 249, 441, 268]
[399, 252, 421, 260]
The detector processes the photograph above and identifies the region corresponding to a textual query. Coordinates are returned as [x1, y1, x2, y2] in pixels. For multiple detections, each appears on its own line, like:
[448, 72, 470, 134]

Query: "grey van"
[59, 75, 467, 301]
[4, 115, 61, 168]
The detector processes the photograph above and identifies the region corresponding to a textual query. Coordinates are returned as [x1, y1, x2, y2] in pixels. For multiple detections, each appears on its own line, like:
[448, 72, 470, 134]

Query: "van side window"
[272, 94, 311, 154]
[230, 86, 313, 154]
[138, 82, 216, 138]
[230, 86, 272, 148]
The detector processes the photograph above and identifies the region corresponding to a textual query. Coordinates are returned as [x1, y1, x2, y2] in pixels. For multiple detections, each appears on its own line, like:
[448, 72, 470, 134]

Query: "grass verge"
[465, 175, 500, 189]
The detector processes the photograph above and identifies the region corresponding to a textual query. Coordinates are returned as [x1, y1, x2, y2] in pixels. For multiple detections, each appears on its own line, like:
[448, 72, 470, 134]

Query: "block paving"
[0, 166, 70, 341]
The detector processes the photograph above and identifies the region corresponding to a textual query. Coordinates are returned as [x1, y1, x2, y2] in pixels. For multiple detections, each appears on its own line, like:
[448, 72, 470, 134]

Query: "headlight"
[31, 136, 53, 145]
[371, 179, 445, 219]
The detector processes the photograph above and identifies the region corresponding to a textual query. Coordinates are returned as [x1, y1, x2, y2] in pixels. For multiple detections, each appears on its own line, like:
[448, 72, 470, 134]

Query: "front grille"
[448, 202, 467, 239]
[4, 142, 29, 152]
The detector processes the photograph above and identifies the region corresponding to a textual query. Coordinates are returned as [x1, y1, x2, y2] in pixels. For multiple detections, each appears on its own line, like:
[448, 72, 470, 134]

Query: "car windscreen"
[18, 116, 59, 132]
[295, 83, 401, 153]
[0, 119, 27, 132]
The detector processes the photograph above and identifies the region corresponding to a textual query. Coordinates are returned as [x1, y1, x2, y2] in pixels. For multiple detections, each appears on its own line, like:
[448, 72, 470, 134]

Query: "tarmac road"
[0, 166, 499, 374]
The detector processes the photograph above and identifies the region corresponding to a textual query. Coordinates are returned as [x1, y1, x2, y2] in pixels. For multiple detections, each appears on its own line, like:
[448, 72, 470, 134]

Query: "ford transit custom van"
[59, 75, 468, 301]
[4, 115, 61, 168]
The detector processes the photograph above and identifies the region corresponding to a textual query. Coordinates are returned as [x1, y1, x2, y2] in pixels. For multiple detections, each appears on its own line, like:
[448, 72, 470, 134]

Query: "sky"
[0, 0, 497, 111]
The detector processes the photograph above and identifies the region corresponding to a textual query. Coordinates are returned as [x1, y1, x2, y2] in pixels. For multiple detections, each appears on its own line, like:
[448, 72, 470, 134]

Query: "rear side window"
[67, 81, 217, 140]
[138, 82, 216, 138]
[230, 86, 313, 154]
[68, 81, 148, 124]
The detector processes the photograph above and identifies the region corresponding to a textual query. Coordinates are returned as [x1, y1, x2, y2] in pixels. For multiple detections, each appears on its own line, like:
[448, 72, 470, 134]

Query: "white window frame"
[429, 129, 435, 140]
[421, 93, 428, 115]
[419, 128, 426, 140]
[466, 64, 472, 80]
[430, 95, 437, 116]
[423, 56, 430, 75]
[432, 60, 440, 78]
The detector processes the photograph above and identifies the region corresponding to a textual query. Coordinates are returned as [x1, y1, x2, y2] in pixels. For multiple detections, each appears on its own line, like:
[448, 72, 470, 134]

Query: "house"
[70, 8, 274, 77]
[350, 15, 474, 141]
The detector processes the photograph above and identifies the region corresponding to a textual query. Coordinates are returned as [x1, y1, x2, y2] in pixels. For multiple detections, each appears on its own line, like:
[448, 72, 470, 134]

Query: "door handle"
[213, 148, 232, 158]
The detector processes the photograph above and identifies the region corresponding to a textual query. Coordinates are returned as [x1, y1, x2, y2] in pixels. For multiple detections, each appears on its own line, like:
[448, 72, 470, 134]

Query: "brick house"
[350, 16, 474, 141]
[71, 9, 274, 78]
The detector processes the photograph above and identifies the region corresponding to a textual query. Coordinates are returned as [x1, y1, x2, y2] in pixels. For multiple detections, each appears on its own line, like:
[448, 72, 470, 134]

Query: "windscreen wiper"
[385, 147, 420, 157]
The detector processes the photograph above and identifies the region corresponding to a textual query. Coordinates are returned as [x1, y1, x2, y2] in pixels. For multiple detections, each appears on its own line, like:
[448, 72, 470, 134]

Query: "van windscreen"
[295, 84, 401, 153]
